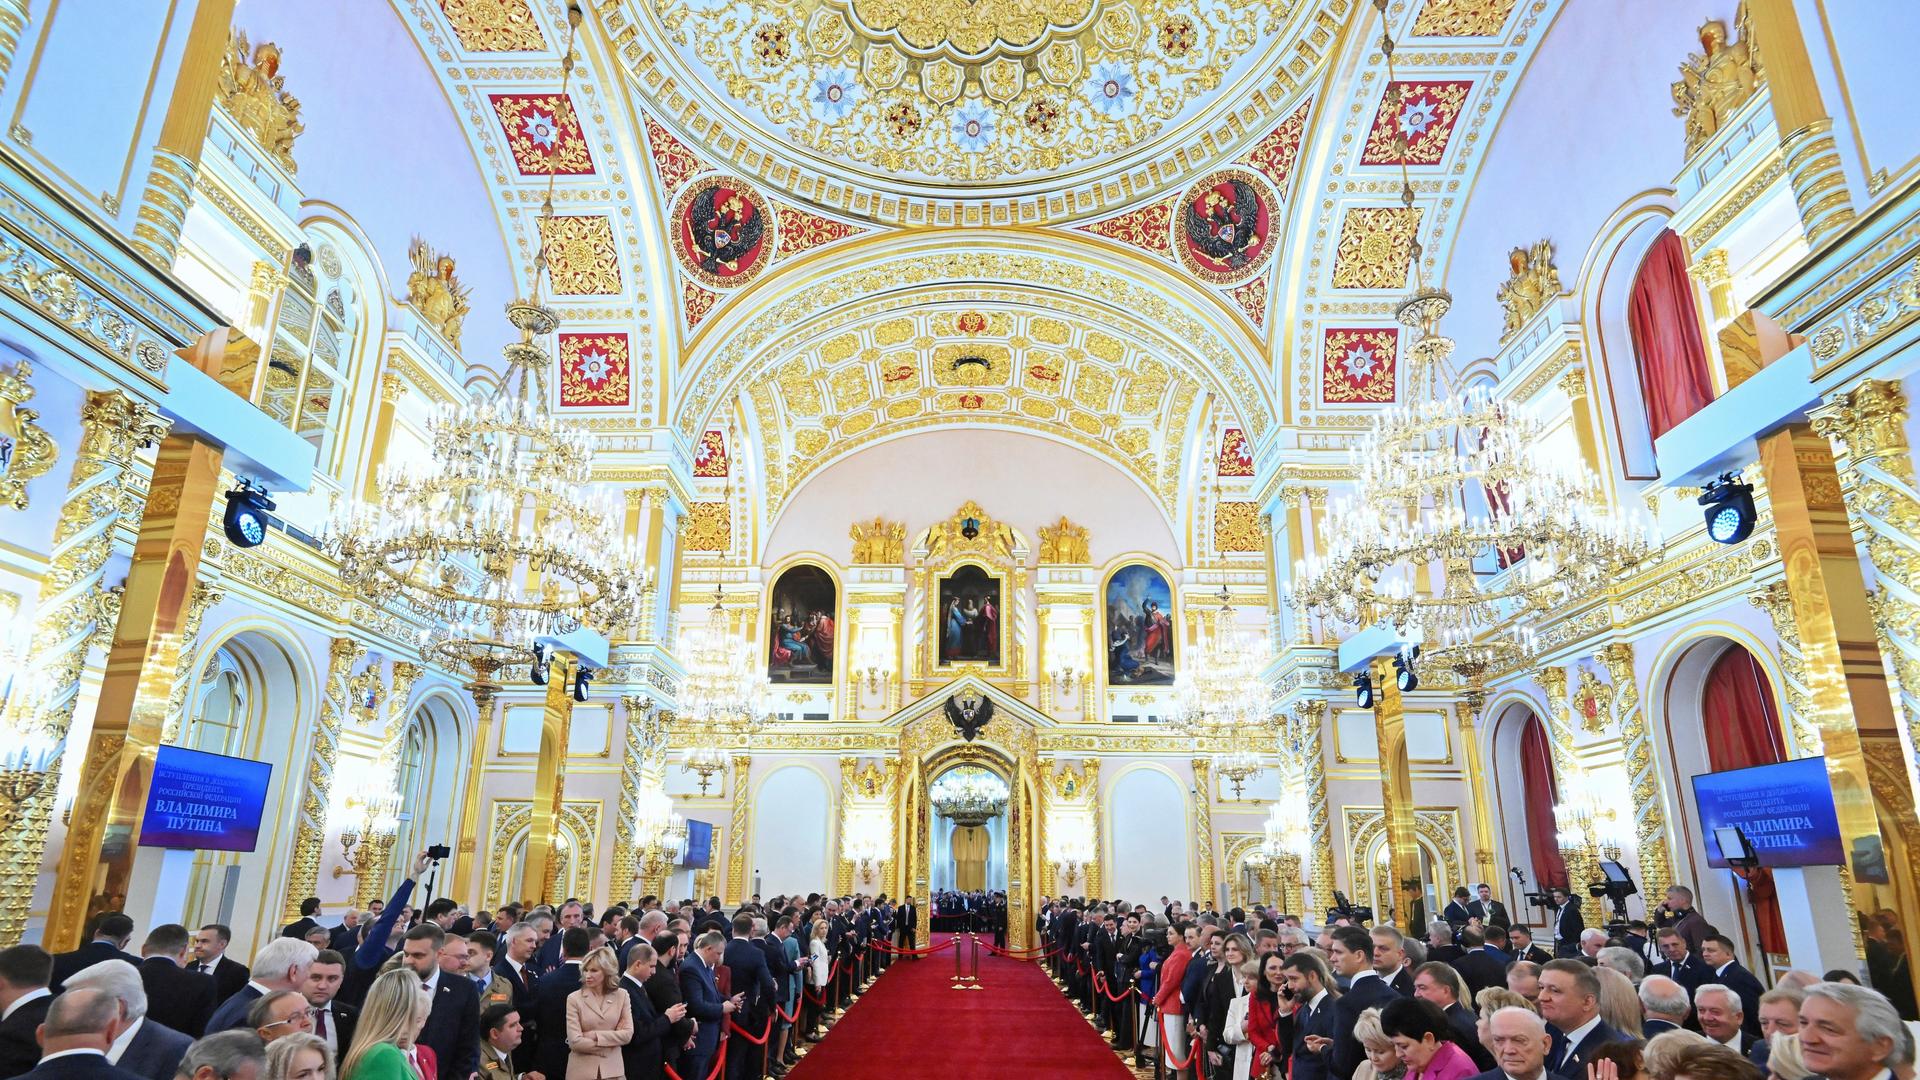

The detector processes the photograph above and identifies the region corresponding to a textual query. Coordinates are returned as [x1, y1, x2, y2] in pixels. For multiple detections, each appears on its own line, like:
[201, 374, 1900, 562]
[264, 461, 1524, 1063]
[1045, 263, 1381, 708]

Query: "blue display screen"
[681, 819, 714, 868]
[138, 745, 273, 852]
[1691, 755, 1843, 868]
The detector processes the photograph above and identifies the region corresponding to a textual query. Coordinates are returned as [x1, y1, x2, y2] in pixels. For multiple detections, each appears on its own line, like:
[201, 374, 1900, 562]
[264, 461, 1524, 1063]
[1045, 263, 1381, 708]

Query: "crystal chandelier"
[1169, 587, 1277, 789]
[1214, 726, 1266, 798]
[1291, 2, 1647, 644]
[930, 767, 1009, 828]
[676, 587, 769, 794]
[328, 5, 647, 668]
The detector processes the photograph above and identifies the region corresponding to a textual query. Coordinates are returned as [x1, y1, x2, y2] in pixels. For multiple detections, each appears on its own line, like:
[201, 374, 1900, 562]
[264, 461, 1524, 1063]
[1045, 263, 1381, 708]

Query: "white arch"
[1105, 762, 1194, 903]
[1575, 192, 1680, 483]
[750, 763, 835, 900]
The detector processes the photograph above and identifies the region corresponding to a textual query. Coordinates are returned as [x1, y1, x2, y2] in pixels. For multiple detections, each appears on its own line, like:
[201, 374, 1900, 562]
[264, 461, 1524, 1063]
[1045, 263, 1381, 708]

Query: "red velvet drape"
[1702, 644, 1789, 954]
[1519, 714, 1569, 890]
[1628, 228, 1716, 440]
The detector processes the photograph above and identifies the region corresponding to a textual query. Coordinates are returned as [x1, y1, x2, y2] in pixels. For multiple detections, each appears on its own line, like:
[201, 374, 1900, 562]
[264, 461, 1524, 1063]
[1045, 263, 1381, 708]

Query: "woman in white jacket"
[1221, 959, 1261, 1080]
[805, 916, 832, 1038]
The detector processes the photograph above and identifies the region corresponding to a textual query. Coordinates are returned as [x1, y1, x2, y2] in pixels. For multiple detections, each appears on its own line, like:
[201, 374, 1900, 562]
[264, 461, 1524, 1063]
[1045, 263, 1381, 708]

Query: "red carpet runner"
[785, 935, 1137, 1080]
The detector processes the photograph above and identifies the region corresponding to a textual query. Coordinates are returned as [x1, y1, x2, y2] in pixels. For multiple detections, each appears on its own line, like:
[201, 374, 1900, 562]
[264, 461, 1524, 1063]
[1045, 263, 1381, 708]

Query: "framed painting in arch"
[937, 564, 1002, 667]
[1105, 563, 1175, 685]
[768, 564, 836, 683]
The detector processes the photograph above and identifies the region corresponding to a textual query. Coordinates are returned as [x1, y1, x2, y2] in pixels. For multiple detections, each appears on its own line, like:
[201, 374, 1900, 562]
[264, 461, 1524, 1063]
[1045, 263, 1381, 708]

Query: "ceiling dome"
[616, 0, 1344, 223]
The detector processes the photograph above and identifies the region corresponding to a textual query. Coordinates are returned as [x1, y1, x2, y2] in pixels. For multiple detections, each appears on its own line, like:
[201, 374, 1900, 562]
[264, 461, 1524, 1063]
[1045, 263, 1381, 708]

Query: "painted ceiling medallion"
[647, 0, 1286, 184]
[671, 175, 776, 289]
[1172, 167, 1276, 285]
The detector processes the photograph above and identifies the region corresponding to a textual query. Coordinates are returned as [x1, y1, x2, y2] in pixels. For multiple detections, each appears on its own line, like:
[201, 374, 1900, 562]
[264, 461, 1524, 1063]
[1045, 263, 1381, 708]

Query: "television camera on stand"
[1513, 866, 1556, 930]
[1327, 890, 1374, 928]
[1589, 859, 1639, 938]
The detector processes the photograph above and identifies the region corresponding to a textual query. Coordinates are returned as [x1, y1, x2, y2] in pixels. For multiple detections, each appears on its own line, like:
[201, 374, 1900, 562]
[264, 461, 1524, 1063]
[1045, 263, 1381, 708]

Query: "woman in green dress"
[339, 969, 434, 1080]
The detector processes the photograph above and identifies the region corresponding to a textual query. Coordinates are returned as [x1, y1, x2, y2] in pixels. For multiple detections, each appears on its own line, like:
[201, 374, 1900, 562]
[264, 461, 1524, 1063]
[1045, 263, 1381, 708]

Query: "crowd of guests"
[0, 852, 924, 1080]
[1040, 883, 1917, 1080]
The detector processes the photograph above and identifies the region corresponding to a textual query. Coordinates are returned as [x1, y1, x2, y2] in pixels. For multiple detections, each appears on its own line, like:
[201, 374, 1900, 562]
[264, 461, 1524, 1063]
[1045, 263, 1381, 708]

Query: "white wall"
[1107, 766, 1192, 903]
[749, 765, 834, 899]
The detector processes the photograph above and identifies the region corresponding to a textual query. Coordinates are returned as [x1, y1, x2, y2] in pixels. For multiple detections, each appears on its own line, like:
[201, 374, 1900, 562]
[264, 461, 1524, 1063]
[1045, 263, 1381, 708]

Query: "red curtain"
[1628, 228, 1716, 440]
[1519, 713, 1569, 890]
[1702, 644, 1789, 954]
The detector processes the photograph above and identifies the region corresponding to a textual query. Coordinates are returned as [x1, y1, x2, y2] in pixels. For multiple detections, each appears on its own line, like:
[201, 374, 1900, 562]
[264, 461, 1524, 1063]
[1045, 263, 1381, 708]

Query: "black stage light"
[223, 480, 277, 548]
[572, 664, 593, 703]
[1697, 473, 1756, 545]
[1394, 645, 1421, 693]
[1354, 671, 1374, 709]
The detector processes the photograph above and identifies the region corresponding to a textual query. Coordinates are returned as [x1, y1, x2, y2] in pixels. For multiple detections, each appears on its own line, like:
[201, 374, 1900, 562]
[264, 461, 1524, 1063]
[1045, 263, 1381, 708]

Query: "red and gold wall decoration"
[1321, 327, 1399, 404]
[1217, 428, 1255, 476]
[438, 0, 543, 51]
[1172, 167, 1277, 286]
[539, 215, 622, 295]
[1075, 197, 1176, 257]
[558, 331, 631, 408]
[1362, 81, 1473, 166]
[489, 93, 595, 175]
[694, 430, 730, 477]
[1242, 98, 1311, 195]
[643, 114, 704, 197]
[671, 175, 775, 289]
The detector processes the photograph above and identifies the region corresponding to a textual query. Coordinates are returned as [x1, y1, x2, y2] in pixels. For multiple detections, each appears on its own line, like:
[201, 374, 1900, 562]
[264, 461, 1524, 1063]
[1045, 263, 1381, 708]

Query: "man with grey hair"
[677, 932, 739, 1080]
[1596, 946, 1645, 984]
[242, 991, 311, 1047]
[1752, 986, 1808, 1070]
[1472, 1006, 1561, 1080]
[1800, 982, 1904, 1080]
[1276, 925, 1311, 956]
[64, 961, 192, 1080]
[1695, 982, 1757, 1056]
[19, 988, 143, 1080]
[204, 940, 317, 1035]
[172, 1031, 266, 1080]
[1578, 928, 1608, 960]
[1638, 974, 1691, 1037]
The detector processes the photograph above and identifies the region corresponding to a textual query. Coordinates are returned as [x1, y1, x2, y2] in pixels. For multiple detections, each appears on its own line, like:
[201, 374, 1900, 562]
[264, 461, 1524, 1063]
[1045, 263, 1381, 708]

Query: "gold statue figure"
[849, 516, 906, 565]
[1037, 516, 1090, 565]
[405, 237, 472, 351]
[218, 30, 304, 173]
[1495, 239, 1562, 342]
[1671, 7, 1762, 159]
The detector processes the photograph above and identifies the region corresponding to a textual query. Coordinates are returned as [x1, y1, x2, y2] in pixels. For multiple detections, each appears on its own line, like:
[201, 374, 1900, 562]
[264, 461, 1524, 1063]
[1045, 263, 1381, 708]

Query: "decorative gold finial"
[1671, 5, 1762, 159]
[218, 29, 304, 172]
[404, 237, 473, 350]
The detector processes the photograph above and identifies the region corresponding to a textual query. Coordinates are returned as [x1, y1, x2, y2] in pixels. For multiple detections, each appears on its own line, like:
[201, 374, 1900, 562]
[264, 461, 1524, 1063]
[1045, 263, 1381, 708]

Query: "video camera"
[1327, 890, 1374, 927]
[1588, 859, 1638, 927]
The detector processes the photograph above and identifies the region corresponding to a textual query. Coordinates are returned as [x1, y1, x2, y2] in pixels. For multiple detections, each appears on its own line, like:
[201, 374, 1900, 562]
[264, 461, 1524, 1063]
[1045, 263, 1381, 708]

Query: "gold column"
[1749, 583, 1829, 757]
[524, 653, 576, 907]
[1535, 666, 1604, 926]
[1596, 643, 1675, 900]
[1756, 421, 1920, 1003]
[284, 638, 364, 921]
[1085, 759, 1104, 897]
[1558, 368, 1608, 485]
[833, 756, 856, 897]
[448, 672, 502, 908]
[1455, 690, 1501, 890]
[1036, 755, 1057, 898]
[612, 695, 666, 902]
[360, 374, 406, 503]
[1291, 699, 1337, 910]
[1280, 491, 1309, 645]
[0, 0, 30, 94]
[726, 753, 752, 902]
[47, 434, 225, 948]
[358, 661, 419, 908]
[1688, 249, 1736, 323]
[130, 0, 239, 265]
[1371, 657, 1422, 928]
[1745, 0, 1856, 246]
[1276, 852, 1304, 914]
[1190, 758, 1217, 907]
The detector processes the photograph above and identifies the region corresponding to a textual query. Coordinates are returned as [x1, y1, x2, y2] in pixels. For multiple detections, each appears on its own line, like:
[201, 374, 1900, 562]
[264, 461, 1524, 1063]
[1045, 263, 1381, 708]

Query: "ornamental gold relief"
[0, 358, 56, 510]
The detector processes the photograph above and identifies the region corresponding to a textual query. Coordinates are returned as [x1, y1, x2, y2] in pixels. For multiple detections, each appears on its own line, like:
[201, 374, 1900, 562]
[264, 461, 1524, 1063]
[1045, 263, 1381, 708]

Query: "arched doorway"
[1488, 701, 1569, 925]
[929, 765, 1011, 894]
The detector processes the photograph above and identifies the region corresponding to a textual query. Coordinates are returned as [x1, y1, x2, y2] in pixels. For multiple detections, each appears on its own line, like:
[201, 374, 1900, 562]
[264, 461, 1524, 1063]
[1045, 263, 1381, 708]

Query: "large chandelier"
[931, 767, 1009, 827]
[1169, 588, 1276, 789]
[677, 587, 770, 794]
[1291, 1, 1646, 643]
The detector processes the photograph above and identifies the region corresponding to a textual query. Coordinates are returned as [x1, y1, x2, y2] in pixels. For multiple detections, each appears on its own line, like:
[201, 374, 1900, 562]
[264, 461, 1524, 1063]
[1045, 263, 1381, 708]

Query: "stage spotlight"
[1697, 473, 1756, 545]
[1354, 671, 1374, 709]
[572, 664, 593, 703]
[222, 480, 277, 548]
[1394, 645, 1421, 693]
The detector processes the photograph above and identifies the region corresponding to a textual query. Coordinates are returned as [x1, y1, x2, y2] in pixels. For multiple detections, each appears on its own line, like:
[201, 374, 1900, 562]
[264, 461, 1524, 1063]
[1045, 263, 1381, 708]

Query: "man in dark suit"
[301, 950, 355, 1062]
[65, 959, 192, 1080]
[51, 914, 139, 992]
[398, 924, 479, 1080]
[281, 899, 323, 941]
[492, 925, 538, 1018]
[188, 927, 249, 1006]
[1699, 935, 1765, 1037]
[1649, 930, 1708, 997]
[1509, 926, 1554, 966]
[723, 915, 777, 1080]
[327, 911, 362, 956]
[1468, 884, 1512, 932]
[1471, 1005, 1575, 1080]
[1538, 961, 1620, 1074]
[1453, 929, 1507, 1000]
[643, 933, 693, 1074]
[1278, 951, 1336, 1080]
[529, 927, 590, 1080]
[1412, 962, 1496, 1072]
[1547, 890, 1584, 959]
[205, 938, 317, 1034]
[1329, 926, 1400, 1080]
[757, 918, 798, 1076]
[678, 933, 742, 1080]
[1636, 974, 1691, 1039]
[10, 988, 147, 1080]
[1370, 927, 1415, 997]
[1443, 888, 1475, 930]
[135, 925, 214, 1039]
[0, 944, 55, 1080]
[619, 946, 685, 1080]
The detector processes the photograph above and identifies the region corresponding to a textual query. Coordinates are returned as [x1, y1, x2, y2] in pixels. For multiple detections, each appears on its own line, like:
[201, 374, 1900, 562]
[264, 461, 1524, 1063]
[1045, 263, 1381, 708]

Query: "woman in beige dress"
[565, 946, 633, 1080]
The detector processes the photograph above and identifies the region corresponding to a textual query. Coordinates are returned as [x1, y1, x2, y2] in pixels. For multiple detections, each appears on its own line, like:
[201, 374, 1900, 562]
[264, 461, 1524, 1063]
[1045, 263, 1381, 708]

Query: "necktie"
[315, 1009, 328, 1039]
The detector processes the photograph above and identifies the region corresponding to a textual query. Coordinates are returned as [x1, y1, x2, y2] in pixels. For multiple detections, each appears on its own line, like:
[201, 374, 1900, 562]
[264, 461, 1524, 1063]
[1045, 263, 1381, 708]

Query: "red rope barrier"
[727, 1014, 775, 1045]
[869, 937, 956, 956]
[773, 998, 801, 1024]
[661, 1033, 726, 1080]
[1094, 973, 1137, 1002]
[1156, 1012, 1206, 1072]
[802, 957, 844, 1004]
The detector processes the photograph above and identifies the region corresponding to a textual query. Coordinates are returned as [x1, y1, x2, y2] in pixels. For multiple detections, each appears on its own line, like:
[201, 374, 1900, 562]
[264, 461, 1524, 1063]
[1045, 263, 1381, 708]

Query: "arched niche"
[1106, 764, 1192, 902]
[750, 764, 834, 900]
[1583, 202, 1677, 481]
[1487, 698, 1568, 910]
[390, 689, 469, 884]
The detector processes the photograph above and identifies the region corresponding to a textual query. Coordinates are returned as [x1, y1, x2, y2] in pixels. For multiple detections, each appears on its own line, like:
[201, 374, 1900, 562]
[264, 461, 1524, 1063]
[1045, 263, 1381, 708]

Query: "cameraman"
[1652, 885, 1714, 954]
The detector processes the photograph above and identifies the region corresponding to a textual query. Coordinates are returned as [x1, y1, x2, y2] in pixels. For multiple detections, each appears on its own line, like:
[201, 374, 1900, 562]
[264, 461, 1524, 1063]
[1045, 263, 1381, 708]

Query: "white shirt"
[1556, 1015, 1602, 1068]
[244, 979, 274, 998]
[38, 1051, 111, 1065]
[106, 1017, 145, 1064]
[420, 968, 442, 994]
[1718, 1031, 1745, 1051]
[1714, 960, 1734, 977]
[1, 987, 50, 1022]
[1307, 988, 1330, 1013]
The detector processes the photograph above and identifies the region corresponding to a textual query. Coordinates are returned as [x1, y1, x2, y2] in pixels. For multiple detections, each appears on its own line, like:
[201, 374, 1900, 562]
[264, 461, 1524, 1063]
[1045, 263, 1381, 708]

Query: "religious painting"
[1172, 167, 1276, 286]
[1105, 564, 1175, 685]
[767, 564, 836, 684]
[937, 564, 1002, 667]
[670, 174, 774, 289]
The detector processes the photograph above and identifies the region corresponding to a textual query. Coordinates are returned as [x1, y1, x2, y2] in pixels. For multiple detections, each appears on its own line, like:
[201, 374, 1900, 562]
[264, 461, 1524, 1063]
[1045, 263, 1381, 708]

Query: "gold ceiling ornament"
[648, 0, 1287, 183]
[1671, 5, 1763, 160]
[0, 358, 56, 510]
[218, 29, 304, 173]
[1036, 516, 1090, 564]
[404, 237, 473, 351]
[1495, 239, 1561, 343]
[921, 500, 1018, 562]
[849, 516, 906, 564]
[328, 6, 649, 673]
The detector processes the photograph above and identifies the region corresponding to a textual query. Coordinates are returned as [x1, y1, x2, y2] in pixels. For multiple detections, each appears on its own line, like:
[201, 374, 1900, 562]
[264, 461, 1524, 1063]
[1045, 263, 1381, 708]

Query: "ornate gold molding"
[0, 358, 56, 509]
[1596, 642, 1673, 901]
[285, 637, 362, 920]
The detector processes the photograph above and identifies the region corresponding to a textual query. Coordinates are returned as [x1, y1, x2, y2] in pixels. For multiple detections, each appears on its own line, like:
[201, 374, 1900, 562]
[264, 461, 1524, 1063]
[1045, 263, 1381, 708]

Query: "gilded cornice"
[1684, 153, 1788, 251]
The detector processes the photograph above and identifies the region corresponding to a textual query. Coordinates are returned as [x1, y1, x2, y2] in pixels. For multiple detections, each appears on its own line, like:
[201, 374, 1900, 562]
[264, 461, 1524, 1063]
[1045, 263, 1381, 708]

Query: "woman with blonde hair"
[1764, 1033, 1811, 1080]
[1596, 967, 1645, 1038]
[1354, 1007, 1407, 1080]
[565, 945, 633, 1080]
[339, 969, 433, 1080]
[1644, 1029, 1714, 1080]
[266, 1032, 333, 1080]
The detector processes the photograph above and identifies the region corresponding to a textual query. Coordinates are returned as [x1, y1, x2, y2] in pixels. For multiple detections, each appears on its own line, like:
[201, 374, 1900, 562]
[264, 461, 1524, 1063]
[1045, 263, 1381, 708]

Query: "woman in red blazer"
[1154, 924, 1194, 1078]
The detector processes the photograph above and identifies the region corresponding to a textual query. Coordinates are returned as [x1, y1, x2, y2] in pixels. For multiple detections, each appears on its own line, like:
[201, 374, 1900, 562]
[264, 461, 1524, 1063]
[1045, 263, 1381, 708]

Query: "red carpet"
[786, 935, 1138, 1079]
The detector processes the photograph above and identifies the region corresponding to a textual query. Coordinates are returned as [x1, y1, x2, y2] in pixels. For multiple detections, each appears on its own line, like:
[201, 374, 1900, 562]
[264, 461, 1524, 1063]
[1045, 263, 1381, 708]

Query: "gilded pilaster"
[0, 0, 29, 94]
[285, 638, 363, 920]
[727, 753, 752, 902]
[1744, 0, 1856, 246]
[1083, 758, 1103, 898]
[159, 584, 225, 744]
[1371, 657, 1422, 929]
[833, 756, 856, 896]
[1037, 754, 1056, 898]
[1292, 699, 1337, 910]
[1190, 758, 1216, 906]
[1748, 581, 1827, 757]
[1535, 667, 1603, 925]
[524, 656, 573, 909]
[1454, 692, 1500, 889]
[614, 696, 668, 901]
[1596, 643, 1674, 901]
[131, 0, 239, 265]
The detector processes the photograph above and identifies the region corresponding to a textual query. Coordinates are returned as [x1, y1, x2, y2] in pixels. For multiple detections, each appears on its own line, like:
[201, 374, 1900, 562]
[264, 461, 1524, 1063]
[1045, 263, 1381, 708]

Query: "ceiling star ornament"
[1321, 327, 1399, 404]
[1362, 80, 1472, 165]
[558, 332, 631, 408]
[490, 93, 595, 176]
